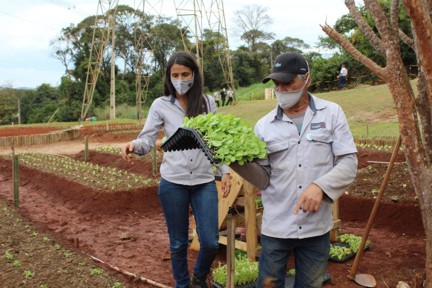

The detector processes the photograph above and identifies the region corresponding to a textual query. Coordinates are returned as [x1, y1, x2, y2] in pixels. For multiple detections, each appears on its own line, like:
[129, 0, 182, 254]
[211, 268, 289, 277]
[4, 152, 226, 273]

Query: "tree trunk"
[322, 0, 432, 285]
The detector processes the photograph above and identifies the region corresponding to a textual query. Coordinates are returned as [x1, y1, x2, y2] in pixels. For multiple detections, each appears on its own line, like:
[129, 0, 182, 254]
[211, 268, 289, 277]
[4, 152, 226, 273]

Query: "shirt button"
[298, 164, 302, 167]
[299, 226, 302, 229]
[190, 159, 193, 162]
[299, 186, 302, 189]
[298, 141, 301, 144]
[190, 172, 192, 174]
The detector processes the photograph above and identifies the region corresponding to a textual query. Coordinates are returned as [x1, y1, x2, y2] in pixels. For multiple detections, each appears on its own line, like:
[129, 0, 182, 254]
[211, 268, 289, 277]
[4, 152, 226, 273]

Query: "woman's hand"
[121, 142, 135, 162]
[221, 173, 232, 198]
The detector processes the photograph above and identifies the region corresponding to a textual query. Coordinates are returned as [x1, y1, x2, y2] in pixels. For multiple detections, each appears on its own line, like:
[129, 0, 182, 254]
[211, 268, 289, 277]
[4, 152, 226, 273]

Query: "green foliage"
[90, 268, 103, 276]
[23, 270, 34, 278]
[329, 234, 371, 260]
[4, 251, 14, 261]
[212, 253, 259, 286]
[183, 113, 267, 165]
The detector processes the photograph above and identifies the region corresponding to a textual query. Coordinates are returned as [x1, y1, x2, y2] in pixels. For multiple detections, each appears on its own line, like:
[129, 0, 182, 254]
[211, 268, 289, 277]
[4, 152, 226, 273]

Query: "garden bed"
[0, 130, 426, 288]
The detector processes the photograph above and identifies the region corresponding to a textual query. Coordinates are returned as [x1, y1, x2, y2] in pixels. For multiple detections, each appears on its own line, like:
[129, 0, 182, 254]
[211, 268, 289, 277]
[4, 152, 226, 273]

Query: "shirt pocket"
[306, 131, 333, 166]
[267, 140, 290, 175]
[267, 140, 289, 155]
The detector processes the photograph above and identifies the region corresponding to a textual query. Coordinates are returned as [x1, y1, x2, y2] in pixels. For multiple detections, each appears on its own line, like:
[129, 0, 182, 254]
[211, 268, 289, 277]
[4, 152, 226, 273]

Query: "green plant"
[212, 253, 258, 286]
[329, 234, 371, 260]
[90, 268, 103, 276]
[63, 250, 73, 258]
[183, 113, 267, 165]
[4, 251, 14, 261]
[287, 268, 295, 276]
[16, 152, 157, 192]
[39, 285, 48, 288]
[23, 270, 34, 278]
[112, 282, 123, 288]
[13, 260, 21, 267]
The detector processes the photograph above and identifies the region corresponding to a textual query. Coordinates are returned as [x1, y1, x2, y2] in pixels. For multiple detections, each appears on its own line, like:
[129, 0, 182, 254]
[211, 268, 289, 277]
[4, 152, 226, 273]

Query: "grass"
[220, 80, 418, 139]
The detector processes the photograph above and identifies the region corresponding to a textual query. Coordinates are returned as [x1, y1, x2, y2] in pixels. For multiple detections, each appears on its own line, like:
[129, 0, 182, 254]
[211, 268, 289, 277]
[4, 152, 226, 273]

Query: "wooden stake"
[84, 136, 89, 162]
[12, 147, 19, 207]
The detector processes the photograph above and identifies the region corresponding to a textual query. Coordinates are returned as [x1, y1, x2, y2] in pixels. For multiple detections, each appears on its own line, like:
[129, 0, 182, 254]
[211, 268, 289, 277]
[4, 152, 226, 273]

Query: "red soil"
[0, 125, 426, 287]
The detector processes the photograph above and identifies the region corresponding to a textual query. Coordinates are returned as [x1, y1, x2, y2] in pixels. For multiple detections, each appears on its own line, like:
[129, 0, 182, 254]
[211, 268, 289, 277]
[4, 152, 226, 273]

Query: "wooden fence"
[0, 127, 82, 147]
[0, 123, 142, 147]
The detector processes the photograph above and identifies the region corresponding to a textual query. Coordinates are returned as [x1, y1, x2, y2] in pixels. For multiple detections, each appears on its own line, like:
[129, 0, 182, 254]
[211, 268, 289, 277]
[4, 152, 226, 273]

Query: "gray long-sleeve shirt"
[231, 94, 357, 239]
[132, 95, 228, 185]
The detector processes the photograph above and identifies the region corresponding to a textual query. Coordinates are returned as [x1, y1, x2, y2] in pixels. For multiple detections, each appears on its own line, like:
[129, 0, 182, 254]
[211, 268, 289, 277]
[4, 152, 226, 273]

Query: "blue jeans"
[338, 76, 347, 88]
[257, 232, 330, 288]
[158, 178, 219, 288]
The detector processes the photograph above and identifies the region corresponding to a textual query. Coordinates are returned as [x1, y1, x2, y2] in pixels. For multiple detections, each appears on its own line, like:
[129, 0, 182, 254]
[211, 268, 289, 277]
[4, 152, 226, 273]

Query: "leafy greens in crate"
[183, 113, 266, 165]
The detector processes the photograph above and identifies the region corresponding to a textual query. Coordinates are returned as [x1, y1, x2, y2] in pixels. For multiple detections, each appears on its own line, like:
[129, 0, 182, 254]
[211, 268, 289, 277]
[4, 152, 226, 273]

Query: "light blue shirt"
[254, 94, 357, 239]
[132, 95, 229, 185]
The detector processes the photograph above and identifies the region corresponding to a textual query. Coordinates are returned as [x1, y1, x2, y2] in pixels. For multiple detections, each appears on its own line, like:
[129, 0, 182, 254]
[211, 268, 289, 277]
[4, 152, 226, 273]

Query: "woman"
[121, 51, 231, 288]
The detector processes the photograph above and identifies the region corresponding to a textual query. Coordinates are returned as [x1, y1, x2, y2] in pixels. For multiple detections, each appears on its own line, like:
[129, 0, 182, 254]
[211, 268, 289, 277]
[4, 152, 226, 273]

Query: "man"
[230, 52, 357, 288]
[338, 64, 348, 89]
[213, 90, 221, 107]
[220, 88, 227, 106]
[226, 88, 234, 105]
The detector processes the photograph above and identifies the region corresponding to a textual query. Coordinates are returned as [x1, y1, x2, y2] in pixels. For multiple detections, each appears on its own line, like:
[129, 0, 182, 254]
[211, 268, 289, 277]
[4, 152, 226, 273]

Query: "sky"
[0, 0, 350, 89]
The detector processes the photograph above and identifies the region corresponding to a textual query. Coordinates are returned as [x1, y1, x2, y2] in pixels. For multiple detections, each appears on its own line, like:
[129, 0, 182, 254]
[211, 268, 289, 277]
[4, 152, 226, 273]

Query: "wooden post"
[226, 207, 235, 288]
[152, 146, 157, 175]
[84, 136, 89, 162]
[330, 200, 341, 242]
[12, 148, 19, 207]
[242, 180, 258, 260]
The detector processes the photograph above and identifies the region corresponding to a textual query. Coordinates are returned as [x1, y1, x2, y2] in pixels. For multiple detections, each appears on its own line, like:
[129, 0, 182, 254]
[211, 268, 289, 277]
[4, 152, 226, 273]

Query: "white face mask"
[275, 75, 308, 109]
[171, 76, 194, 96]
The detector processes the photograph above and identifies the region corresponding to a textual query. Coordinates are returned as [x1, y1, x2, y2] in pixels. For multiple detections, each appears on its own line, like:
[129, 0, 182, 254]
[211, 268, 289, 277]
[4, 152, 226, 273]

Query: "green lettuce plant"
[212, 253, 258, 286]
[183, 113, 266, 165]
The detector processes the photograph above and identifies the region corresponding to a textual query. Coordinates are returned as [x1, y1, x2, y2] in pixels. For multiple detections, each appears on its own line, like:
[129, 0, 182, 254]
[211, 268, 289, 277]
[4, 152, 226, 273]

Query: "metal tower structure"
[174, 0, 204, 72]
[204, 0, 235, 92]
[81, 0, 234, 121]
[134, 0, 164, 122]
[80, 0, 118, 121]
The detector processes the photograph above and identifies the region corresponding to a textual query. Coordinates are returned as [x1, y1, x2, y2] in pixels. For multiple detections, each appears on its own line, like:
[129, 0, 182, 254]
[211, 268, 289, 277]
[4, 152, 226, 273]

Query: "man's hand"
[121, 142, 134, 162]
[293, 183, 323, 214]
[221, 173, 232, 198]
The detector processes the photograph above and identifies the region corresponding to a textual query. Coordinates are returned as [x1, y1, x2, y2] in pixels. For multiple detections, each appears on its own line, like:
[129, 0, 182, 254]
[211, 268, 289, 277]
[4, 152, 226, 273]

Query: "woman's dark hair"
[164, 51, 208, 117]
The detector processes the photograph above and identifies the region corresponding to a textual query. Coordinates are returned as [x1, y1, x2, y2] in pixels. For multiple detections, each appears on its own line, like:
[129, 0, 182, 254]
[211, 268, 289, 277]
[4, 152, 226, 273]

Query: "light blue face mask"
[171, 74, 194, 95]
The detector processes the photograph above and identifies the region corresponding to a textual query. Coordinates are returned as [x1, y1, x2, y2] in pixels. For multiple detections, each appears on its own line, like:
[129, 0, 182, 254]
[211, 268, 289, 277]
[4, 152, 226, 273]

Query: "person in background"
[230, 52, 357, 288]
[220, 88, 227, 106]
[121, 51, 231, 288]
[226, 88, 234, 106]
[213, 90, 220, 107]
[337, 64, 348, 89]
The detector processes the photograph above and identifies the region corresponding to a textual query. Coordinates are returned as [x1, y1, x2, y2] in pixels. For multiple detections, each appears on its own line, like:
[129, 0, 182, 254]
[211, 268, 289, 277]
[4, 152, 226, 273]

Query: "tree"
[321, 0, 432, 285]
[232, 5, 274, 51]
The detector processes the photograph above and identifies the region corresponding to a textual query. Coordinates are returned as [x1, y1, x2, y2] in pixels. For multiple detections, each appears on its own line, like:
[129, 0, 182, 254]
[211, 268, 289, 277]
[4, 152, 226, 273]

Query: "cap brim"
[262, 72, 297, 84]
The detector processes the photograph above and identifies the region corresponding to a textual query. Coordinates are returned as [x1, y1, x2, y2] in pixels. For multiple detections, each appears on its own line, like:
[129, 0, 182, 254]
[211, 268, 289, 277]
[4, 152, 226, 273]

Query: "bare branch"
[390, 0, 400, 28]
[363, 0, 397, 43]
[398, 29, 414, 49]
[321, 23, 386, 80]
[344, 0, 386, 55]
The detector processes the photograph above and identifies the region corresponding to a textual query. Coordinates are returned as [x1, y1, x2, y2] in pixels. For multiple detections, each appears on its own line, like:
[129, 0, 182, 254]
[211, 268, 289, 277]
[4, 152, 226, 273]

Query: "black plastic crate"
[161, 127, 220, 164]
